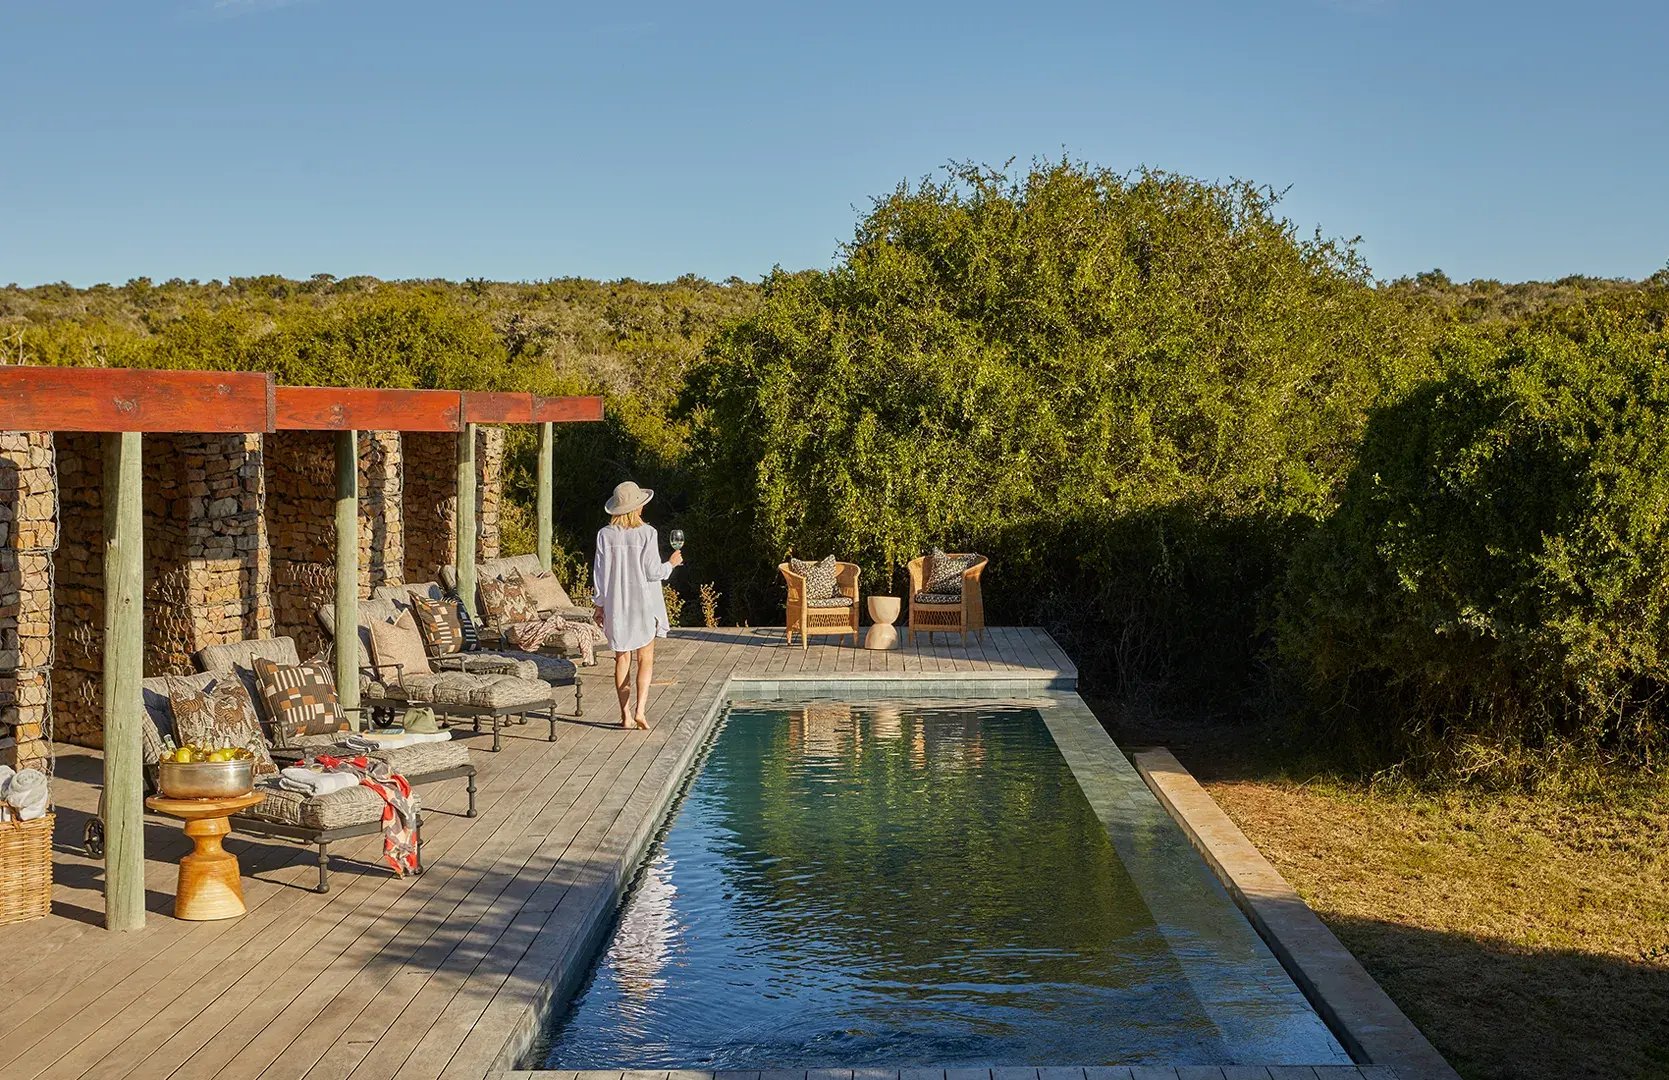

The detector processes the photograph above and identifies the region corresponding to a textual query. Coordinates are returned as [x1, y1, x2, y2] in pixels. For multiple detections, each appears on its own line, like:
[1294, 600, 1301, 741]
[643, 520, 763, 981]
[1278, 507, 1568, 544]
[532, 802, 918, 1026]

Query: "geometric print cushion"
[411, 594, 465, 657]
[251, 656, 347, 747]
[479, 574, 540, 626]
[447, 590, 481, 651]
[925, 547, 979, 598]
[789, 555, 840, 601]
[165, 674, 279, 776]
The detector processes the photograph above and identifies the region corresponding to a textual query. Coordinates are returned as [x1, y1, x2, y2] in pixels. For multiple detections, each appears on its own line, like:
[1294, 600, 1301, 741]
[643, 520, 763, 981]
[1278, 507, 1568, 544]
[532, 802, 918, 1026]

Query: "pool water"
[540, 701, 1346, 1068]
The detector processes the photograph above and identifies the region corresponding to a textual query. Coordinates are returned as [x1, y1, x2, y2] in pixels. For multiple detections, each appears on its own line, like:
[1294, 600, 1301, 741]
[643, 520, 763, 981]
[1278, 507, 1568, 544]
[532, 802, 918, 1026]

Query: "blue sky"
[3, 1, 1665, 287]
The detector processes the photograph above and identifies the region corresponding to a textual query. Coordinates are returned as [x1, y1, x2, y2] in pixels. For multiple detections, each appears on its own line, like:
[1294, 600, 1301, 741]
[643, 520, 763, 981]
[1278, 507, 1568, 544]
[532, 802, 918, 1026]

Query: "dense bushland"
[1278, 319, 1669, 779]
[681, 161, 1426, 706]
[8, 161, 1669, 780]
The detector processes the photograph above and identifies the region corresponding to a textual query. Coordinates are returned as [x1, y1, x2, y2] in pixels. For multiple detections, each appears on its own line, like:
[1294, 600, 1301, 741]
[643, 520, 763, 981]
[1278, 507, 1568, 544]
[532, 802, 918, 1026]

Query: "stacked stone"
[359, 431, 405, 594]
[0, 432, 57, 771]
[51, 434, 103, 747]
[182, 433, 270, 658]
[477, 425, 503, 560]
[53, 433, 273, 748]
[402, 432, 456, 583]
[265, 430, 337, 658]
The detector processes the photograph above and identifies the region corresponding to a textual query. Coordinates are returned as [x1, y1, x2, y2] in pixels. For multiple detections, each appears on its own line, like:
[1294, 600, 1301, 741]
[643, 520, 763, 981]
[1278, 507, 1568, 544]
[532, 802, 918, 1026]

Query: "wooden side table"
[145, 792, 266, 921]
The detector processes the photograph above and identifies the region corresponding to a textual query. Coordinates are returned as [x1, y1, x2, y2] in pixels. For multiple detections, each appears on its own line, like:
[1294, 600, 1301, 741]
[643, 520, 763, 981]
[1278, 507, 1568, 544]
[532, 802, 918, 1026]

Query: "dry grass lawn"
[1096, 702, 1669, 1080]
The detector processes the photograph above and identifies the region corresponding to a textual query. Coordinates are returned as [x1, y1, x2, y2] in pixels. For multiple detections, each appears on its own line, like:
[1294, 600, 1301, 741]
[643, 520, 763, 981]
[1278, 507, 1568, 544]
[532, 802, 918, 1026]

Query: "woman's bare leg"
[614, 650, 633, 728]
[634, 640, 656, 728]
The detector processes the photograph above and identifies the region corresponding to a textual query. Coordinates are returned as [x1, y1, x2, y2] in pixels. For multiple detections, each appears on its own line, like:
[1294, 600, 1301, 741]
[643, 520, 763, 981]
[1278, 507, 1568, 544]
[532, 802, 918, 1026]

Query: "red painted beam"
[273, 386, 463, 432]
[531, 395, 605, 423]
[460, 392, 535, 424]
[0, 366, 275, 433]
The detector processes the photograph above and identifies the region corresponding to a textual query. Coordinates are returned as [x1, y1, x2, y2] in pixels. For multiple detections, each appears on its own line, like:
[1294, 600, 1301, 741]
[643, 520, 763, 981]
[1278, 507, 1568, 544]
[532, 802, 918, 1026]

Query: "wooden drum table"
[145, 792, 266, 920]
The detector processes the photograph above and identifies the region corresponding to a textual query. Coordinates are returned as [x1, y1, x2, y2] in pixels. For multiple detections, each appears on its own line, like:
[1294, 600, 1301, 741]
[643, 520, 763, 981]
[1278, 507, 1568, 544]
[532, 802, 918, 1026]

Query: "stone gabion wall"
[478, 425, 503, 561]
[52, 432, 270, 747]
[401, 428, 505, 584]
[265, 430, 404, 660]
[5, 422, 510, 750]
[0, 432, 57, 771]
[402, 432, 455, 585]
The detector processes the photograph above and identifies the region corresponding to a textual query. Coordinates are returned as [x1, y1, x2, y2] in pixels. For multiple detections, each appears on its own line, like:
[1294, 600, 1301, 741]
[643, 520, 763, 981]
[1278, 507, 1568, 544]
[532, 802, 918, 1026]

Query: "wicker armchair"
[906, 553, 988, 644]
[779, 561, 861, 649]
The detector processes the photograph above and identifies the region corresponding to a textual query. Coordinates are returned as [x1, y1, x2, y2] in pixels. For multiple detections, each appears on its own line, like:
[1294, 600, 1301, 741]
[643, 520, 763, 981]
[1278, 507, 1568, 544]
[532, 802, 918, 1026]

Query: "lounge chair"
[316, 597, 563, 751]
[906, 552, 988, 644]
[192, 637, 478, 816]
[373, 581, 586, 702]
[136, 670, 424, 893]
[439, 554, 602, 650]
[780, 559, 861, 648]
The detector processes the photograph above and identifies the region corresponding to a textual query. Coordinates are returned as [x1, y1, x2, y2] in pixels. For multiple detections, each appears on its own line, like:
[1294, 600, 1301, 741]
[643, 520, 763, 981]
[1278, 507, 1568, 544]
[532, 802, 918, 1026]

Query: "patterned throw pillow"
[165, 675, 278, 776]
[252, 657, 348, 746]
[412, 594, 465, 657]
[512, 569, 575, 612]
[480, 574, 540, 626]
[370, 609, 435, 677]
[925, 548, 980, 598]
[789, 555, 840, 601]
[441, 587, 480, 650]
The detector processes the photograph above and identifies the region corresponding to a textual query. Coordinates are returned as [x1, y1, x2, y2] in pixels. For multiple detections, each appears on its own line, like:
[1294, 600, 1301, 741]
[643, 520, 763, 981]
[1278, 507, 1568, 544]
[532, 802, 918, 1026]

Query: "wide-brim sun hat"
[605, 480, 654, 516]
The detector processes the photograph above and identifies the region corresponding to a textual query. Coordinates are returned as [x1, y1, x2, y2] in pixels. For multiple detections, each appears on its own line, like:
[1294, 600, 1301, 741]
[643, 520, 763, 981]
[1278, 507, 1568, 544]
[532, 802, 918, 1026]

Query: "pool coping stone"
[1131, 749, 1460, 1080]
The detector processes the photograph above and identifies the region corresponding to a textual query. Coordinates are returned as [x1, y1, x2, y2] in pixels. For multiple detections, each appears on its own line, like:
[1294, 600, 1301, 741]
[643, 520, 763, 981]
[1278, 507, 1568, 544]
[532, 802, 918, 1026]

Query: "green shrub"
[683, 159, 1422, 704]
[1277, 323, 1669, 779]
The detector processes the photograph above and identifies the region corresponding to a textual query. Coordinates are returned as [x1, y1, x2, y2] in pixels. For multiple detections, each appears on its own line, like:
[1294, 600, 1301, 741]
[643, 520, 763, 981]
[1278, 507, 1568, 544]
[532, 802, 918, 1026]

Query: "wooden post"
[536, 420, 554, 572]
[456, 423, 477, 618]
[103, 432, 145, 932]
[334, 429, 360, 724]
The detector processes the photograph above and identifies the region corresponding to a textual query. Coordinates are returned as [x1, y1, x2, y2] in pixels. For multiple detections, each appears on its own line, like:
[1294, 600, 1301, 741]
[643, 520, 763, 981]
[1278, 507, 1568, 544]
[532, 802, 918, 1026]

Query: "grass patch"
[1092, 698, 1669, 1080]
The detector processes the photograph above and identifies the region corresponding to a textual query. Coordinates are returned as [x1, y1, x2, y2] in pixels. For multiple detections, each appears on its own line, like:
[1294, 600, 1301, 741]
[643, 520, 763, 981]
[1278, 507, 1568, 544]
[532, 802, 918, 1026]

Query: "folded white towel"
[277, 767, 358, 796]
[355, 731, 450, 748]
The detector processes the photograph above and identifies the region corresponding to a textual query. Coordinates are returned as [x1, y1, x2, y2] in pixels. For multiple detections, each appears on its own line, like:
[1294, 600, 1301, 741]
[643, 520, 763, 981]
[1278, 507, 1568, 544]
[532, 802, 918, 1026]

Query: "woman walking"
[592, 481, 682, 729]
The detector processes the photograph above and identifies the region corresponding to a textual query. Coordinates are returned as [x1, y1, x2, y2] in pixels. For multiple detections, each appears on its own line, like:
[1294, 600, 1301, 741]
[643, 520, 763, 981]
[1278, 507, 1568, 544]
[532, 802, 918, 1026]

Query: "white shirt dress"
[592, 523, 676, 653]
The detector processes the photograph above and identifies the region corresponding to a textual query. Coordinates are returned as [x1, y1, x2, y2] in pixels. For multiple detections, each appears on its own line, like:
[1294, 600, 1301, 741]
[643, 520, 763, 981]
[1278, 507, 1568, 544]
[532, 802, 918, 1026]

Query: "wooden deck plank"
[191, 724, 617, 1080]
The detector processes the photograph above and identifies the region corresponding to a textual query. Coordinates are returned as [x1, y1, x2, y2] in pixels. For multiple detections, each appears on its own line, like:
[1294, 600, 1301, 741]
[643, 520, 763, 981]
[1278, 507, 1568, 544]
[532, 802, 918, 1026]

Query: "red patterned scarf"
[313, 754, 421, 876]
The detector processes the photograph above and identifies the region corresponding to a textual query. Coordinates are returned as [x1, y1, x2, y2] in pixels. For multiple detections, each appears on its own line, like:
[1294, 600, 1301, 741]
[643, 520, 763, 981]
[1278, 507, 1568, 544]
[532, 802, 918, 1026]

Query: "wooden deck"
[0, 627, 1080, 1080]
[494, 1070, 1403, 1080]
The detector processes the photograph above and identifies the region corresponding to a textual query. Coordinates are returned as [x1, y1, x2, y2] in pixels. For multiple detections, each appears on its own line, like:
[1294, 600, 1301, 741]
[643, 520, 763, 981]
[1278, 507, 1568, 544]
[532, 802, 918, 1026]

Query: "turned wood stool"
[146, 792, 266, 920]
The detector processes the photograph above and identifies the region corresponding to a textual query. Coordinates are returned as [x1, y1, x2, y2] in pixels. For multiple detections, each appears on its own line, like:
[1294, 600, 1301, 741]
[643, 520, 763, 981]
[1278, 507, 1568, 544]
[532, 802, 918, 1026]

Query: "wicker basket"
[0, 812, 54, 927]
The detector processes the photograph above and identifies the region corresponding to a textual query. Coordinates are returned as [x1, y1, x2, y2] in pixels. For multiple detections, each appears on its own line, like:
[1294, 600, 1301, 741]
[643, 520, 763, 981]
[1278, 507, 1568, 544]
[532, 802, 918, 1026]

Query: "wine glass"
[669, 529, 686, 552]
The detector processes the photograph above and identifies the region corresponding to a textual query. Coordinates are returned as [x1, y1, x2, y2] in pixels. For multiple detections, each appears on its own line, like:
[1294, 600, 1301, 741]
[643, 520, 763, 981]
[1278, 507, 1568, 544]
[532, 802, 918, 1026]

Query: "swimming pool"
[539, 699, 1348, 1069]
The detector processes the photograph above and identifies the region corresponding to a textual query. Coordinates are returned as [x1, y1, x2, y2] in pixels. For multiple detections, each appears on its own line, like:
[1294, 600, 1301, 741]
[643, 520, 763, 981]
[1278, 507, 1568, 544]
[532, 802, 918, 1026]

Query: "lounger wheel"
[84, 817, 105, 859]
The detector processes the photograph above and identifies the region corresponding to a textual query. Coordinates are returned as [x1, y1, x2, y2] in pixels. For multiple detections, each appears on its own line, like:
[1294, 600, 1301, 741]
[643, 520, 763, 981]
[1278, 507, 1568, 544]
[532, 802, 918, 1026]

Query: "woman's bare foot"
[620, 707, 635, 729]
[634, 713, 650, 730]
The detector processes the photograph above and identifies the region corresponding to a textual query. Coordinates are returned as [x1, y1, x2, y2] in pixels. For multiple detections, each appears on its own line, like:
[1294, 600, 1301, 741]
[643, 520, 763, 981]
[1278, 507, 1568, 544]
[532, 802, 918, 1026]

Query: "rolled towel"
[278, 766, 359, 796]
[6, 768, 49, 818]
[340, 735, 381, 753]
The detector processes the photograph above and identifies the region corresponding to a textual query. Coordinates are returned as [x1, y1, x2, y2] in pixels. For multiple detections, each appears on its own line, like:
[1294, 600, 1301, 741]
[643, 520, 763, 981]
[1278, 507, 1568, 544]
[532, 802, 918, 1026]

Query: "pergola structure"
[0, 366, 602, 931]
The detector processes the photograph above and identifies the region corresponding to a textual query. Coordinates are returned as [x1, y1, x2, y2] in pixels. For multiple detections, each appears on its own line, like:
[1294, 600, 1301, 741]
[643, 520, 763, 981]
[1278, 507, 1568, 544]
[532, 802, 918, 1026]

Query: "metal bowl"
[157, 758, 256, 799]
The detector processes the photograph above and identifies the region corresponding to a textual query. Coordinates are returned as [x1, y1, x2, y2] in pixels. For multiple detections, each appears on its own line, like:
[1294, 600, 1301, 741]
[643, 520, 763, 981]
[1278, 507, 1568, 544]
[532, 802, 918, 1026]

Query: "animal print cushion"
[480, 574, 540, 626]
[411, 594, 465, 657]
[252, 657, 348, 747]
[166, 675, 278, 776]
[925, 548, 980, 597]
[790, 555, 840, 601]
[511, 569, 575, 613]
